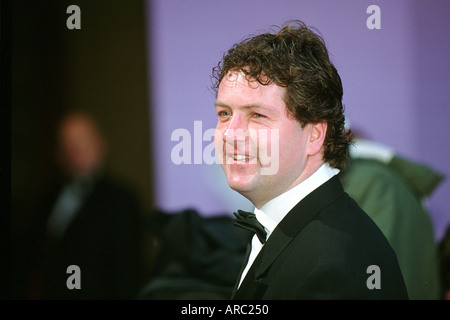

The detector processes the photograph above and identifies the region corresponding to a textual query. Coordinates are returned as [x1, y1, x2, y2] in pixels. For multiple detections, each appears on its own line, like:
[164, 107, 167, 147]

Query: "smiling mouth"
[226, 154, 258, 164]
[233, 154, 249, 162]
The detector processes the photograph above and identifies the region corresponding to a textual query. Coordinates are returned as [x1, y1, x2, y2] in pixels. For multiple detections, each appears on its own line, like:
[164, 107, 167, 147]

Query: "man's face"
[214, 71, 314, 208]
[58, 115, 106, 179]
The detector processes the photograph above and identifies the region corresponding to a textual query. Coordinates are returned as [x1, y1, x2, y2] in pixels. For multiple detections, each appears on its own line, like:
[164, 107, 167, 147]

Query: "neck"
[250, 158, 324, 209]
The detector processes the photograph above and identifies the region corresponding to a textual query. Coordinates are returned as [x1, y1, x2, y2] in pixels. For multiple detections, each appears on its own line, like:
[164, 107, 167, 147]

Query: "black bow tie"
[233, 210, 267, 244]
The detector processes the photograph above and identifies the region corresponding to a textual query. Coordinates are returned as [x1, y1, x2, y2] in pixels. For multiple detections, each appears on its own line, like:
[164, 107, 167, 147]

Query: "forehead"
[217, 71, 286, 108]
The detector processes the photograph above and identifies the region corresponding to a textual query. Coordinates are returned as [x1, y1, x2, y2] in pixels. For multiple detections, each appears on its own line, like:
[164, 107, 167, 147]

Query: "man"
[27, 111, 143, 299]
[212, 21, 408, 299]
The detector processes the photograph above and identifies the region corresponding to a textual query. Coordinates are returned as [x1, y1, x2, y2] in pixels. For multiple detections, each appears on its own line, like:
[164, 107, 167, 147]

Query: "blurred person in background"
[339, 128, 444, 299]
[25, 111, 143, 299]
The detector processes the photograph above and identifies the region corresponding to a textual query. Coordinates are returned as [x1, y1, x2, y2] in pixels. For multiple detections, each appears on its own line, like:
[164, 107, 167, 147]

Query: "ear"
[307, 121, 327, 156]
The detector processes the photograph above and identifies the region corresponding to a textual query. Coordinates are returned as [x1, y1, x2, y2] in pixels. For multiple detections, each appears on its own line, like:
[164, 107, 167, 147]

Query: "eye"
[252, 112, 266, 118]
[217, 110, 231, 119]
[218, 111, 229, 116]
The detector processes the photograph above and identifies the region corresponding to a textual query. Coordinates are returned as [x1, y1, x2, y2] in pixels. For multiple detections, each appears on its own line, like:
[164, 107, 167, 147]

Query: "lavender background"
[145, 0, 449, 241]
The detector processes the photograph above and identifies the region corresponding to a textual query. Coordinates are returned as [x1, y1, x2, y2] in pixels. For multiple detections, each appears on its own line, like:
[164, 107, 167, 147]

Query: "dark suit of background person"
[25, 112, 143, 299]
[232, 175, 408, 300]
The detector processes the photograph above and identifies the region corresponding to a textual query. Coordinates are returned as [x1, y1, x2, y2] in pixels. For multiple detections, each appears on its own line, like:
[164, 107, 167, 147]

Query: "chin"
[222, 162, 262, 192]
[226, 174, 257, 194]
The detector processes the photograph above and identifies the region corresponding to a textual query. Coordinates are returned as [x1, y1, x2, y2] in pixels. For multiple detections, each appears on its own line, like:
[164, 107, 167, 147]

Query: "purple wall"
[145, 0, 450, 241]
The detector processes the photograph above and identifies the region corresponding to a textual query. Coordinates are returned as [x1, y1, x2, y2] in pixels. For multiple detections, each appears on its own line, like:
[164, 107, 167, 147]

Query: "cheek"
[253, 128, 276, 166]
[214, 133, 223, 156]
[278, 127, 308, 166]
[214, 127, 226, 162]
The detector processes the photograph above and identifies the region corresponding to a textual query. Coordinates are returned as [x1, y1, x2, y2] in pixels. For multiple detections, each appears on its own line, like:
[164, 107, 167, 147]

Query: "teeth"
[233, 155, 248, 161]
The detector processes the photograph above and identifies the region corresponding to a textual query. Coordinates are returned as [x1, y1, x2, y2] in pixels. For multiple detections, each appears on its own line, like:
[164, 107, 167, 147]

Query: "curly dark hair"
[212, 20, 351, 169]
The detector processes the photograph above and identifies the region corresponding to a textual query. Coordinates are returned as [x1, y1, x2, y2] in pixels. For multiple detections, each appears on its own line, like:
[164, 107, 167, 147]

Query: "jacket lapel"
[231, 243, 251, 299]
[234, 176, 345, 298]
[255, 176, 345, 279]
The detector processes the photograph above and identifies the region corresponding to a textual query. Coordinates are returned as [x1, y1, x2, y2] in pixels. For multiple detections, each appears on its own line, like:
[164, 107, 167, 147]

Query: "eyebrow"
[214, 100, 271, 112]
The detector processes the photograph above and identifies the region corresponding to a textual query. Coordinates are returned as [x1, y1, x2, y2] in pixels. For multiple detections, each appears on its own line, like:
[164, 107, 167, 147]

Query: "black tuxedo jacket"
[27, 174, 143, 299]
[232, 176, 408, 300]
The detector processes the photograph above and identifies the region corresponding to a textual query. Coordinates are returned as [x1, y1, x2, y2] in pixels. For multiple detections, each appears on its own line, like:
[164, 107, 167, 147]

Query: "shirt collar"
[254, 163, 340, 239]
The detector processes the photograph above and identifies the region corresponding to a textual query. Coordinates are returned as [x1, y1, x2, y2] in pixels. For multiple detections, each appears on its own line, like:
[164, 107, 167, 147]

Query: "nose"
[223, 113, 247, 143]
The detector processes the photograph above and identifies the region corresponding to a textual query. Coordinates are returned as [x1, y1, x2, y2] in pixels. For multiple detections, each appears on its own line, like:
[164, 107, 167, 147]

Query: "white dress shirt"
[46, 175, 96, 239]
[237, 163, 340, 288]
